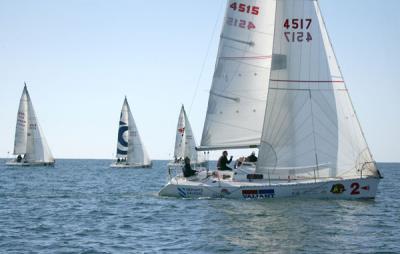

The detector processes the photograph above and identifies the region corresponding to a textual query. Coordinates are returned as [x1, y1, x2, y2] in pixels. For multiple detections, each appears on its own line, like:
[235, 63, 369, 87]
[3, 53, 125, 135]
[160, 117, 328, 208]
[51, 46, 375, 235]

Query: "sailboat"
[6, 84, 55, 166]
[159, 0, 382, 199]
[168, 105, 205, 168]
[110, 97, 152, 168]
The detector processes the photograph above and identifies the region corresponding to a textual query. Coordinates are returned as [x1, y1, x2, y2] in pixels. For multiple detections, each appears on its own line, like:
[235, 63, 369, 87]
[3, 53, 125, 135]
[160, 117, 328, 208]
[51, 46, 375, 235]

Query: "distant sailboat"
[110, 97, 152, 168]
[6, 84, 55, 166]
[159, 0, 382, 199]
[168, 105, 205, 168]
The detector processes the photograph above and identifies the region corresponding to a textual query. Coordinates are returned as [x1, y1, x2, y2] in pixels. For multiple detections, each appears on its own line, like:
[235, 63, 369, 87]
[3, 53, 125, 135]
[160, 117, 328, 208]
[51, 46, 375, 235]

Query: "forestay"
[257, 0, 378, 179]
[200, 0, 276, 150]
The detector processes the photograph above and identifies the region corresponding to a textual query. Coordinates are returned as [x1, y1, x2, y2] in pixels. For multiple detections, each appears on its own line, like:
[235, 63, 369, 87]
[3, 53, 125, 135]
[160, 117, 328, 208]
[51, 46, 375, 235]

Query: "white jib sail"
[200, 0, 277, 150]
[256, 0, 378, 179]
[20, 85, 54, 163]
[174, 105, 200, 162]
[123, 99, 151, 166]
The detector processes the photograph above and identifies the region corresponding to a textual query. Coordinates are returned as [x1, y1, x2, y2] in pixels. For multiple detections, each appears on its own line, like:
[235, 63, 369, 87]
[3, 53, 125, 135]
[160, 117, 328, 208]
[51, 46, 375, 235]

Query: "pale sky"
[0, 0, 399, 161]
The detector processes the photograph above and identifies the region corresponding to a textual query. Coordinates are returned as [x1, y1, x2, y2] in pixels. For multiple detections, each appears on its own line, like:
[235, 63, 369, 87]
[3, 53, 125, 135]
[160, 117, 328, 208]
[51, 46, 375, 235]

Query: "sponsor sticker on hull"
[177, 187, 203, 198]
[242, 189, 275, 199]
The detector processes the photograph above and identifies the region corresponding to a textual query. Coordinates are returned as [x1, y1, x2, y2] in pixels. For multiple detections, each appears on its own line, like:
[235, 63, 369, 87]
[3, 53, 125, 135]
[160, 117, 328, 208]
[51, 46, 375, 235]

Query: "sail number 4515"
[284, 18, 313, 43]
[230, 2, 259, 15]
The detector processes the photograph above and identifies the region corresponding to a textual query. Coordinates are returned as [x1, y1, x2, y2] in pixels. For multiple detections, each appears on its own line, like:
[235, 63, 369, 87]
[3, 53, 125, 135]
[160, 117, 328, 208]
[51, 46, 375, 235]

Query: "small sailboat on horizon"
[168, 105, 206, 169]
[159, 0, 382, 199]
[6, 83, 55, 166]
[110, 97, 152, 168]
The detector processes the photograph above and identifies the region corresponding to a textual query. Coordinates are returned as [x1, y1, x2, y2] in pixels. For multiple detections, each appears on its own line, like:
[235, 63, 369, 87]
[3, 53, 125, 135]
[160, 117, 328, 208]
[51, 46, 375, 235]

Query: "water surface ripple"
[0, 160, 398, 253]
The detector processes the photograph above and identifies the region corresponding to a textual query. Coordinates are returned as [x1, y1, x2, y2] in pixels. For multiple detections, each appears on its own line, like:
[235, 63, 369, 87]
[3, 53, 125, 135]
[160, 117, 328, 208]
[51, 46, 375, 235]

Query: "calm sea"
[0, 159, 398, 253]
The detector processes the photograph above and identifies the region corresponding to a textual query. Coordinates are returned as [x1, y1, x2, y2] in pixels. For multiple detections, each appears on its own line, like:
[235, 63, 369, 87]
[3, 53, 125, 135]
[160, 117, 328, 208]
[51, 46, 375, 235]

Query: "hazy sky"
[0, 0, 399, 161]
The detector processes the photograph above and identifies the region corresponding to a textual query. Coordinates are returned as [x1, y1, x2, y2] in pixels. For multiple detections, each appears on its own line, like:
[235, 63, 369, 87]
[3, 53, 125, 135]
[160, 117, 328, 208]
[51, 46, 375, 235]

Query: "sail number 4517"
[284, 18, 313, 43]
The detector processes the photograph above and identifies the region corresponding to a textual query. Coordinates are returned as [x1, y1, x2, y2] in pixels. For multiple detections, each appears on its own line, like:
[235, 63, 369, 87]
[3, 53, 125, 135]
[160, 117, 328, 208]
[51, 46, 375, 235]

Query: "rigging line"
[269, 91, 308, 146]
[309, 90, 320, 182]
[271, 90, 306, 143]
[188, 0, 225, 116]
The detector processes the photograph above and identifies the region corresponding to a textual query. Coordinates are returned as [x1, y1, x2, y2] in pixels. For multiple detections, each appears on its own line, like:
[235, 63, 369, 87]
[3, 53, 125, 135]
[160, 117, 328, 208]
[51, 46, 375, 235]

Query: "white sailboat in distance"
[110, 97, 152, 168]
[159, 0, 382, 199]
[6, 83, 55, 166]
[168, 105, 206, 168]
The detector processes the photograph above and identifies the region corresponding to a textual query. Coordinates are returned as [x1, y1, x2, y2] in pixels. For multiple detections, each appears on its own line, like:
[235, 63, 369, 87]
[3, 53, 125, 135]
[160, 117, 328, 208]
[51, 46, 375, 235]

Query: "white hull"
[110, 162, 152, 169]
[159, 176, 380, 200]
[5, 160, 55, 167]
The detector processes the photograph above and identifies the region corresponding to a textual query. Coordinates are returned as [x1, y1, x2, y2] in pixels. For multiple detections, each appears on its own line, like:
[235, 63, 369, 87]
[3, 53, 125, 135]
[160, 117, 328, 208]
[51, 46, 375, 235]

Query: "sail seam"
[270, 79, 344, 83]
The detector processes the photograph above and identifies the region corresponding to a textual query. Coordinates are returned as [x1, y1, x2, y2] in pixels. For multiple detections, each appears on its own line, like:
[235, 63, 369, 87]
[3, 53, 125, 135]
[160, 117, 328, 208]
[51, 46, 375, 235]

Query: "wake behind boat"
[159, 0, 382, 199]
[110, 97, 152, 169]
[6, 83, 55, 167]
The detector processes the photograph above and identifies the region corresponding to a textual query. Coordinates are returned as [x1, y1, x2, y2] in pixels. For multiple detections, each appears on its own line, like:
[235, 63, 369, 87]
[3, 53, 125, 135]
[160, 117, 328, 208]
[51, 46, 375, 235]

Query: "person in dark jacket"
[182, 157, 197, 177]
[217, 151, 233, 171]
[245, 151, 258, 163]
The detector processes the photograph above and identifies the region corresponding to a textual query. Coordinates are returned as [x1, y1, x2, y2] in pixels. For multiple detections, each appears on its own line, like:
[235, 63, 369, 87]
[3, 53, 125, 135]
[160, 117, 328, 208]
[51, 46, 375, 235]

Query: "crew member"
[217, 151, 233, 171]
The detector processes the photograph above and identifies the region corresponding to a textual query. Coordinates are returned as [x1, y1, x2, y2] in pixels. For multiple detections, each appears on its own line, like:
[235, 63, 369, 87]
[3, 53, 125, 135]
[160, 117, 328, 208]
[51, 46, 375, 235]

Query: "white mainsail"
[173, 105, 201, 162]
[200, 0, 276, 150]
[256, 0, 378, 179]
[13, 86, 29, 155]
[13, 84, 54, 163]
[116, 99, 130, 159]
[115, 98, 151, 166]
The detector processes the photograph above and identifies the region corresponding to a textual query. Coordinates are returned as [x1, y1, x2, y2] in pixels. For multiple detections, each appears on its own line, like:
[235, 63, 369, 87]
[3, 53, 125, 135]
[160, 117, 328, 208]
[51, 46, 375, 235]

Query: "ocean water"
[0, 159, 398, 254]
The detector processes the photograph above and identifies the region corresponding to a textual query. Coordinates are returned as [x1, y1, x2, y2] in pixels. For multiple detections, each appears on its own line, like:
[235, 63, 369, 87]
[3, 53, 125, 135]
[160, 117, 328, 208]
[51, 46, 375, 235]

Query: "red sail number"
[230, 2, 260, 15]
[227, 17, 256, 30]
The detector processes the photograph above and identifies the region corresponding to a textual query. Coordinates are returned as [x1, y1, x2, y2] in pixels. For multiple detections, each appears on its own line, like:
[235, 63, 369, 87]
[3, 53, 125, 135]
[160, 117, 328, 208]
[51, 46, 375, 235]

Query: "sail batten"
[200, 0, 277, 149]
